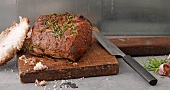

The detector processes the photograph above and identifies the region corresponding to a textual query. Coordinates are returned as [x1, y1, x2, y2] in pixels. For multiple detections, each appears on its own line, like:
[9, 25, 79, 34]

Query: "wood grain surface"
[109, 36, 170, 56]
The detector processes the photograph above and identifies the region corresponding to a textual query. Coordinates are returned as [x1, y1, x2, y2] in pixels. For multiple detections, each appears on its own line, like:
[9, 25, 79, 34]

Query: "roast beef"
[31, 13, 92, 61]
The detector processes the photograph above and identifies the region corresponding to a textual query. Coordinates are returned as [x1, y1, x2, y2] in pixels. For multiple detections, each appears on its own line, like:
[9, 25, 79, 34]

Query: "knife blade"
[92, 30, 157, 86]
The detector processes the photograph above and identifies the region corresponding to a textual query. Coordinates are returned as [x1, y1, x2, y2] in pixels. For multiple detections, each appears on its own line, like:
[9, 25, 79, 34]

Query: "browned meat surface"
[31, 13, 92, 61]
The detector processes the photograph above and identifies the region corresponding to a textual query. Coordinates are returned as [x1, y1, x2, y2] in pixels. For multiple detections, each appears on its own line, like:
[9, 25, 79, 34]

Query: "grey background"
[1, 0, 170, 35]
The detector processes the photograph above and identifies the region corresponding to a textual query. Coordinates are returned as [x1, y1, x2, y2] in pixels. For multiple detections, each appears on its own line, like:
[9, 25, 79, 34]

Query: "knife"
[92, 30, 157, 86]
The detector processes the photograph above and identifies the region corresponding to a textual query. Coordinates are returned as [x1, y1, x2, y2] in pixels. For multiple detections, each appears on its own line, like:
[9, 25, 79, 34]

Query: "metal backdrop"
[0, 0, 170, 36]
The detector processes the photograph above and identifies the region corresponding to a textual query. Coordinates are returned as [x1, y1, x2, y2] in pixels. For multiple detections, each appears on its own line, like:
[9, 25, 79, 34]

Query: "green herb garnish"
[27, 43, 36, 52]
[142, 57, 168, 73]
[44, 13, 77, 39]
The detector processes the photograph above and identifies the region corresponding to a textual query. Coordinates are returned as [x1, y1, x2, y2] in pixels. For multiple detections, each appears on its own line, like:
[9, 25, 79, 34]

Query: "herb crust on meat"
[31, 13, 92, 61]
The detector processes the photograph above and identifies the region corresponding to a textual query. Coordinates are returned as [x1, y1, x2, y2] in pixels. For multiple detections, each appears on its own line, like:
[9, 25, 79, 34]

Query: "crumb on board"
[19, 55, 36, 65]
[118, 38, 126, 41]
[33, 62, 48, 71]
[28, 57, 37, 65]
[19, 55, 27, 61]
[73, 62, 78, 66]
[35, 79, 47, 86]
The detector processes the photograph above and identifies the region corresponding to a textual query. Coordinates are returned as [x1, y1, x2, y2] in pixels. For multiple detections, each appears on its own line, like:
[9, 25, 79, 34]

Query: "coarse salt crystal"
[33, 62, 48, 71]
[73, 63, 77, 66]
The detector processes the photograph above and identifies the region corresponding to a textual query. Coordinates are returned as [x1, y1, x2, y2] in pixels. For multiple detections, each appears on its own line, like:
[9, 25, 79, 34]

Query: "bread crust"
[0, 16, 30, 66]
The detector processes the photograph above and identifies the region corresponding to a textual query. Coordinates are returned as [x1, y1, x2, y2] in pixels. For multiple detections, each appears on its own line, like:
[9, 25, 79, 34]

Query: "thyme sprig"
[142, 57, 168, 73]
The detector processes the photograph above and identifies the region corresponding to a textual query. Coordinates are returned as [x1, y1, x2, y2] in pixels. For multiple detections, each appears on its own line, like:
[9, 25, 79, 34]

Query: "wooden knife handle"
[123, 55, 158, 86]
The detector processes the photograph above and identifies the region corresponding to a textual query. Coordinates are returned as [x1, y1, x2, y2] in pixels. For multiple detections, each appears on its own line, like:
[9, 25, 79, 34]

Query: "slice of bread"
[0, 16, 30, 66]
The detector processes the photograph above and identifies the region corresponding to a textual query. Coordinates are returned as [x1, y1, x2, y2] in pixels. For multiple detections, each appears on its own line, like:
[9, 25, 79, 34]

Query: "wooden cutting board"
[108, 36, 170, 56]
[17, 28, 119, 83]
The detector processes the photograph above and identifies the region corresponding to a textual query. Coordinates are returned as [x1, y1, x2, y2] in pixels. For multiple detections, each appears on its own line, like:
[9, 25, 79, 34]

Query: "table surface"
[0, 55, 169, 90]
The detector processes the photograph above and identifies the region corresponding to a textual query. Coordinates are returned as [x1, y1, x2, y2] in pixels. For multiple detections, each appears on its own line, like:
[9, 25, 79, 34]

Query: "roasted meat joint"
[30, 13, 92, 61]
